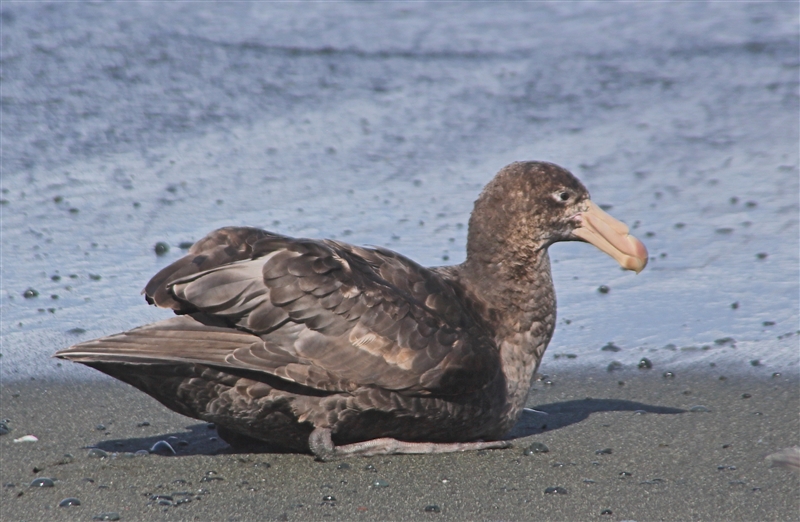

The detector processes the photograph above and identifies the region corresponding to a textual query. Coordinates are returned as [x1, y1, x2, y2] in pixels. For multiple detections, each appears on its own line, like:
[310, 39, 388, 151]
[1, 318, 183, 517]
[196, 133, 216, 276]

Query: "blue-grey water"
[2, 2, 798, 382]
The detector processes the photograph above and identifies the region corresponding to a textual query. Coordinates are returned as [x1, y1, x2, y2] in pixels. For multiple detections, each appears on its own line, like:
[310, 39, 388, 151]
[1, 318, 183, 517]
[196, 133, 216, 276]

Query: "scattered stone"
[364, 464, 377, 472]
[424, 504, 441, 513]
[67, 328, 87, 335]
[595, 448, 613, 455]
[765, 447, 800, 472]
[772, 372, 782, 378]
[87, 449, 109, 459]
[756, 252, 768, 259]
[0, 421, 9, 435]
[638, 357, 652, 369]
[23, 288, 39, 298]
[29, 478, 55, 488]
[58, 497, 81, 507]
[337, 463, 350, 470]
[372, 479, 389, 488]
[13, 434, 38, 443]
[597, 285, 610, 294]
[763, 321, 775, 326]
[601, 509, 613, 515]
[601, 342, 621, 352]
[544, 486, 568, 494]
[93, 512, 121, 521]
[742, 393, 752, 399]
[89, 273, 102, 281]
[606, 361, 623, 372]
[136, 421, 150, 427]
[750, 359, 762, 367]
[731, 301, 739, 309]
[663, 371, 675, 379]
[95, 424, 106, 431]
[619, 471, 633, 478]
[322, 495, 336, 502]
[150, 440, 176, 455]
[154, 242, 170, 255]
[690, 405, 711, 413]
[179, 241, 194, 249]
[523, 442, 550, 455]
[714, 337, 735, 346]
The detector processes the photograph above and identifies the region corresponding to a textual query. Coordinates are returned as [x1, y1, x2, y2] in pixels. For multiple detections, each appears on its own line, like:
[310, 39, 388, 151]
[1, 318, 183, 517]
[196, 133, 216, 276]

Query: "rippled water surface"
[2, 2, 798, 380]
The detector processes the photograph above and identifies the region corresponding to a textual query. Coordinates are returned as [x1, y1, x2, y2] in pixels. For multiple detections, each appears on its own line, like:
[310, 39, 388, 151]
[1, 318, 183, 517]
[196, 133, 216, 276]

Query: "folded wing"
[59, 227, 500, 397]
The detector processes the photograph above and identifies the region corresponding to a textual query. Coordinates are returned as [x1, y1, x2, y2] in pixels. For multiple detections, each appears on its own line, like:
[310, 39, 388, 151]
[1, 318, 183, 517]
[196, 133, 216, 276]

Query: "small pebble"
[13, 434, 38, 443]
[544, 486, 568, 495]
[154, 242, 170, 255]
[595, 448, 613, 455]
[601, 509, 613, 515]
[58, 497, 81, 507]
[95, 424, 106, 431]
[29, 477, 55, 488]
[606, 361, 623, 372]
[424, 505, 441, 513]
[731, 302, 739, 309]
[597, 285, 610, 294]
[150, 440, 176, 455]
[601, 342, 621, 352]
[0, 422, 9, 435]
[322, 495, 336, 502]
[337, 463, 350, 470]
[763, 321, 775, 326]
[23, 288, 39, 298]
[87, 449, 108, 459]
[136, 421, 150, 427]
[638, 357, 652, 369]
[523, 442, 550, 455]
[690, 405, 711, 413]
[750, 359, 761, 367]
[663, 371, 675, 379]
[742, 393, 752, 399]
[772, 372, 781, 378]
[364, 464, 377, 472]
[756, 252, 768, 259]
[619, 471, 633, 478]
[372, 479, 389, 488]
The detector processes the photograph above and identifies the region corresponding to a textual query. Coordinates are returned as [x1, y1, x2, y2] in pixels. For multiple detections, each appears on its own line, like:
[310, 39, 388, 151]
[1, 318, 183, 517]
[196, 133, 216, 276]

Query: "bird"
[55, 161, 647, 460]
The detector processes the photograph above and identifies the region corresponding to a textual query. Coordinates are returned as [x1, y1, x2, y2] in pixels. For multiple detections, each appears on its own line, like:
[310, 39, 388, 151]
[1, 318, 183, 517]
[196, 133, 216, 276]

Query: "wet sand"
[2, 368, 797, 521]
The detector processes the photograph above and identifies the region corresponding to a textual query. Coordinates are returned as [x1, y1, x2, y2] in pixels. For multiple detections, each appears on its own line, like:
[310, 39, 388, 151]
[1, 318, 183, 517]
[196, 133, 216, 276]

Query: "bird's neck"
[458, 244, 556, 336]
[452, 248, 557, 426]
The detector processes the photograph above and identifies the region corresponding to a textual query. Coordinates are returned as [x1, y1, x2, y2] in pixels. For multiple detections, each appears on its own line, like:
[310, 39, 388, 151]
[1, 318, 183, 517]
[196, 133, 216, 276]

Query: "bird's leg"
[308, 427, 512, 461]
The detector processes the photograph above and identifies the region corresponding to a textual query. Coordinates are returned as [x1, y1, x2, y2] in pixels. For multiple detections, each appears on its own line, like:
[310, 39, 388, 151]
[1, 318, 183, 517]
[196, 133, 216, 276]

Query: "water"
[1, 2, 797, 381]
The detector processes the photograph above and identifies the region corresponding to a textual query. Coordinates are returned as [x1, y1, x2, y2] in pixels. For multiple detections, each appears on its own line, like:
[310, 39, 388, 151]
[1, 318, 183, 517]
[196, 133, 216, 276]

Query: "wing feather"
[70, 231, 501, 396]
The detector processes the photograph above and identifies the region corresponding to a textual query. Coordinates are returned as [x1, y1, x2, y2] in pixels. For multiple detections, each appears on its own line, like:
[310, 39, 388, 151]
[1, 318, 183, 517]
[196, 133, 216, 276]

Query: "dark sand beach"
[2, 2, 798, 521]
[2, 367, 798, 521]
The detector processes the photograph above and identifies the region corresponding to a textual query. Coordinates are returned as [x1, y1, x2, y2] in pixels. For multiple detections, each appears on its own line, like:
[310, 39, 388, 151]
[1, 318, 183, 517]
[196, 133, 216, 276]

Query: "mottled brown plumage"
[56, 161, 647, 459]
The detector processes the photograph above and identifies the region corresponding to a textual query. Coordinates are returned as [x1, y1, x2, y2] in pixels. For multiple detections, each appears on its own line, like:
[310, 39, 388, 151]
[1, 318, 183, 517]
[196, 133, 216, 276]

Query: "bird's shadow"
[92, 398, 684, 456]
[93, 423, 234, 456]
[504, 398, 685, 440]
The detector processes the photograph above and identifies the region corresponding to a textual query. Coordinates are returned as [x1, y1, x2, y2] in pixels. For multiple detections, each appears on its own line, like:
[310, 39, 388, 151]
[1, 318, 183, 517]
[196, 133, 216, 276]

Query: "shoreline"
[2, 368, 797, 521]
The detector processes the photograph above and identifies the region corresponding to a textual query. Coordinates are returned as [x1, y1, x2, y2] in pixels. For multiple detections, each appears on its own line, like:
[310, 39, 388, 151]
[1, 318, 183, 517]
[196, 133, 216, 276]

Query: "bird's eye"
[554, 191, 571, 203]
